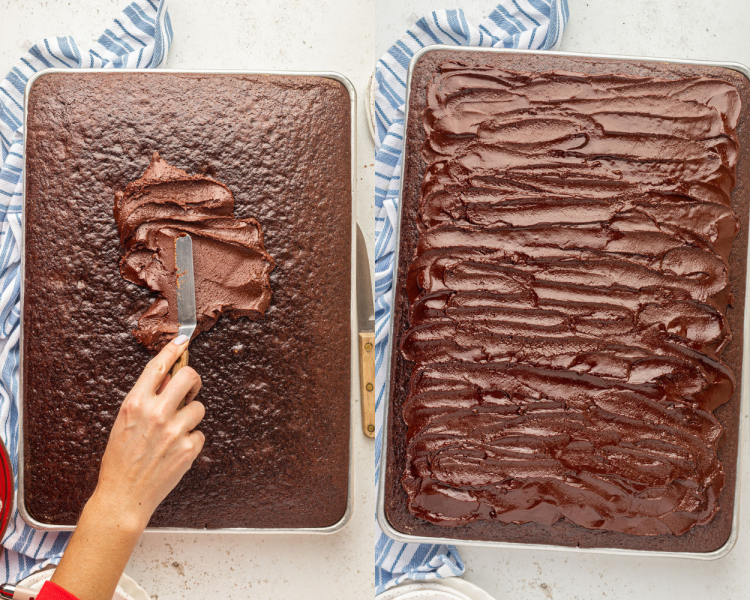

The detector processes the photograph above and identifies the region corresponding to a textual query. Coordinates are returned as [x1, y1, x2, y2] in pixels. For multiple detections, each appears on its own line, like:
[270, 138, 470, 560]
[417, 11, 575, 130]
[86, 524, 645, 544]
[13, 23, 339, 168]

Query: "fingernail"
[173, 334, 189, 345]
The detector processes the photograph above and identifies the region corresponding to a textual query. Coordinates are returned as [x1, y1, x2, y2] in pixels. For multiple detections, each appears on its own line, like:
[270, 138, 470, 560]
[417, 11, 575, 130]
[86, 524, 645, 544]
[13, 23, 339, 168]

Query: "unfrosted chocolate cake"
[385, 50, 750, 552]
[23, 72, 351, 529]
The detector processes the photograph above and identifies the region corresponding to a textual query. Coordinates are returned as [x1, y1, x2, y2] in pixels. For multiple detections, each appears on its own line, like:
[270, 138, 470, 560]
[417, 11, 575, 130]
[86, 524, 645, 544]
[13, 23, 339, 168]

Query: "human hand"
[50, 335, 205, 600]
[92, 334, 205, 532]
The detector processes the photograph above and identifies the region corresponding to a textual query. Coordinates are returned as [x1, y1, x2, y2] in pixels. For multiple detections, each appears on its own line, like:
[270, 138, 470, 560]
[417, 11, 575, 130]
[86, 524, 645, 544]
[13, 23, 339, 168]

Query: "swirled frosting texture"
[115, 153, 275, 352]
[401, 62, 741, 536]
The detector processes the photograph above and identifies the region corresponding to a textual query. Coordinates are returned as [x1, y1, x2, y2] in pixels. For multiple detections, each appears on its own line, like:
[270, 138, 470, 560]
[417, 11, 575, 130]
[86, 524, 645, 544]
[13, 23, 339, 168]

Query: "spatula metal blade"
[175, 234, 197, 339]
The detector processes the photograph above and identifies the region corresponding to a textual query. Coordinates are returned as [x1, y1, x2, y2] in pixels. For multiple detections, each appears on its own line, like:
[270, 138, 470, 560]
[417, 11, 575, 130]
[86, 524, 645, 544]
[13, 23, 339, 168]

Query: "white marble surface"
[375, 1, 750, 599]
[0, 1, 377, 599]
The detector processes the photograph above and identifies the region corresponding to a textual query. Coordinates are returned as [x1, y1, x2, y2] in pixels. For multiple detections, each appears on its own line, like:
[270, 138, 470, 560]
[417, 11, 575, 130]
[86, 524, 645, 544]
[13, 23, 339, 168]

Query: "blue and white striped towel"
[374, 1, 569, 594]
[0, 0, 172, 582]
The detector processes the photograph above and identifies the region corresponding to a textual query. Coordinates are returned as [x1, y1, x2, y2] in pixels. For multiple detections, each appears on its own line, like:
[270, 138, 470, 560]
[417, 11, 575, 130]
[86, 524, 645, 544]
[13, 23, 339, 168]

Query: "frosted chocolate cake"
[385, 50, 750, 552]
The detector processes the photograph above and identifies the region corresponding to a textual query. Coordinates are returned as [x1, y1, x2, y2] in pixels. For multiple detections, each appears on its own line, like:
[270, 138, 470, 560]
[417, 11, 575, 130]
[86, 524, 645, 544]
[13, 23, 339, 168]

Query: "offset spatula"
[171, 234, 197, 403]
[356, 225, 376, 438]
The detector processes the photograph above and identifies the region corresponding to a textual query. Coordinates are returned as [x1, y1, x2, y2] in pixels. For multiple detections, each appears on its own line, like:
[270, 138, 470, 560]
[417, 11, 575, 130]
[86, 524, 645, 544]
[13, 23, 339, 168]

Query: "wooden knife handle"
[359, 332, 376, 438]
[171, 349, 189, 409]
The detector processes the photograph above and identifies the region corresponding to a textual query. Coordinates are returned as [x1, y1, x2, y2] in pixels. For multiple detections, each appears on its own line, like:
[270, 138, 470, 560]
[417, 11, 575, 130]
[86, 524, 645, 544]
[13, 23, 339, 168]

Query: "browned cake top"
[23, 72, 351, 529]
[401, 62, 741, 536]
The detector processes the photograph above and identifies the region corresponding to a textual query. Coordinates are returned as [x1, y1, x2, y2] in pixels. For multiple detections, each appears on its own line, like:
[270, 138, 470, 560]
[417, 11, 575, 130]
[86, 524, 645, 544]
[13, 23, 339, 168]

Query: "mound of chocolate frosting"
[115, 152, 275, 352]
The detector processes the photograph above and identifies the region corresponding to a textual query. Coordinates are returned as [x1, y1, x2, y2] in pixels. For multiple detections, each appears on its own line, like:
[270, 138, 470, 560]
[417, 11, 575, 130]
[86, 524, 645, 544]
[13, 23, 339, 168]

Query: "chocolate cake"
[385, 50, 750, 552]
[23, 72, 352, 529]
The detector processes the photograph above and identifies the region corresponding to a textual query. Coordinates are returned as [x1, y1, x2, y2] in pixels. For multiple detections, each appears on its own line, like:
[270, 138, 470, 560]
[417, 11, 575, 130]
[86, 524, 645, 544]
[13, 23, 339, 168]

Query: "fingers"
[174, 399, 206, 433]
[174, 431, 205, 473]
[161, 366, 202, 412]
[157, 429, 205, 494]
[135, 335, 190, 393]
[156, 373, 171, 395]
[187, 430, 205, 458]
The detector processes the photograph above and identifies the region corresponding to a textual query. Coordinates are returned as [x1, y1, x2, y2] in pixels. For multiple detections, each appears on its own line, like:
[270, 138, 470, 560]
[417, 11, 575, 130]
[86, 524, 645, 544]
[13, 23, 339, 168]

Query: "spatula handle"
[359, 332, 376, 438]
[171, 349, 189, 409]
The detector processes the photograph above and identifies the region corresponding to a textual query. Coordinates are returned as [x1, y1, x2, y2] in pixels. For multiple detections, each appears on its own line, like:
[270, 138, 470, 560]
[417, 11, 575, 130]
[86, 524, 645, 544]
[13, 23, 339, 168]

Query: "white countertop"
[0, 1, 377, 598]
[377, 1, 750, 599]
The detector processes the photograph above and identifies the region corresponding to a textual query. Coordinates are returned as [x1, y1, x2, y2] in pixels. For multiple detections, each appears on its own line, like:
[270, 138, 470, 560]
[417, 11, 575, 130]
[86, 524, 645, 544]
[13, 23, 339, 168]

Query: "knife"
[356, 225, 376, 438]
[171, 234, 197, 406]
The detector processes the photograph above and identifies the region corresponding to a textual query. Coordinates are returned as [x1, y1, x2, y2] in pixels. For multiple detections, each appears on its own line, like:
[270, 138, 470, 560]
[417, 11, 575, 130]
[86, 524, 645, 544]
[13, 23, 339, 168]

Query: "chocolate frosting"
[115, 153, 275, 352]
[401, 62, 741, 536]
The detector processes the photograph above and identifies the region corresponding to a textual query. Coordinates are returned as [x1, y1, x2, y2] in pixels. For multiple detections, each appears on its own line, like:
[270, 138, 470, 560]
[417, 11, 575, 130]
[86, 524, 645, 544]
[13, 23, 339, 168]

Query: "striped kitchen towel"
[374, 1, 569, 594]
[0, 0, 172, 582]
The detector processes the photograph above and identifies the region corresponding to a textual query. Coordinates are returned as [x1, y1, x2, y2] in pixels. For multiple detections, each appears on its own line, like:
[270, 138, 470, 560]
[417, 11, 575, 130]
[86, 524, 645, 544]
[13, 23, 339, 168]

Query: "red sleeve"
[35, 581, 80, 600]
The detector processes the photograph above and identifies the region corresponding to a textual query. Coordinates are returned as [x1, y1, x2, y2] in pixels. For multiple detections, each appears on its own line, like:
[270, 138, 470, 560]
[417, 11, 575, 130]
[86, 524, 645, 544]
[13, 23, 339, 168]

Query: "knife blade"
[356, 225, 376, 438]
[171, 234, 197, 398]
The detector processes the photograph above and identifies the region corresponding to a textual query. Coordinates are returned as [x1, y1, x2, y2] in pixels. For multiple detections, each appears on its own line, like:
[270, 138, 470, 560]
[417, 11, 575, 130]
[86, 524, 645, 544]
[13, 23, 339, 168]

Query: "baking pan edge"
[19, 68, 357, 534]
[375, 46, 750, 559]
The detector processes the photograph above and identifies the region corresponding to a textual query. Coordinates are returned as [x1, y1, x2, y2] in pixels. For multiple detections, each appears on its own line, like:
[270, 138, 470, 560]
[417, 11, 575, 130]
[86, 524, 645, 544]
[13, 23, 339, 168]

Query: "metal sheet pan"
[19, 68, 358, 534]
[376, 46, 750, 559]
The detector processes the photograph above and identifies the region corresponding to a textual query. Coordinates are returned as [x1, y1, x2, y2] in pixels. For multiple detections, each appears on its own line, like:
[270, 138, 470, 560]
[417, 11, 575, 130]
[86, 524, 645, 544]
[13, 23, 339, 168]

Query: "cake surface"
[23, 72, 351, 529]
[385, 50, 750, 552]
